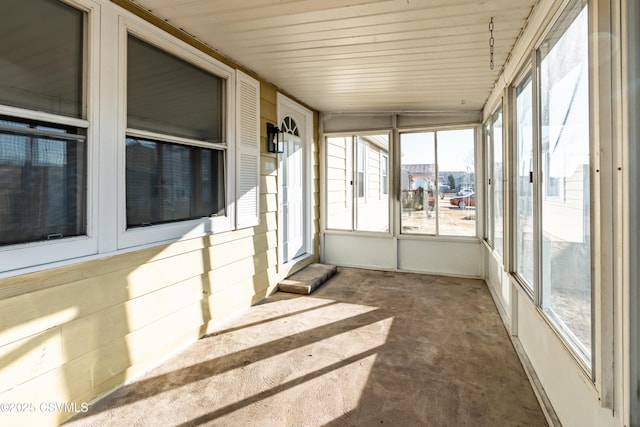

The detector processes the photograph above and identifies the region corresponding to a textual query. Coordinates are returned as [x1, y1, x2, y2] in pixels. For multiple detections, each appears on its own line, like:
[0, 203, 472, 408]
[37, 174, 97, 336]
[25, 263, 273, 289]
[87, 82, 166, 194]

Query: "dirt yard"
[402, 195, 476, 236]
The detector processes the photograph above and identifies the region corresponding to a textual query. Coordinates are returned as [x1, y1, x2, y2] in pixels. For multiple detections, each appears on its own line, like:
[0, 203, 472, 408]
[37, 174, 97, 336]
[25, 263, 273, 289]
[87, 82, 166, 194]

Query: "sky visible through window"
[400, 129, 475, 173]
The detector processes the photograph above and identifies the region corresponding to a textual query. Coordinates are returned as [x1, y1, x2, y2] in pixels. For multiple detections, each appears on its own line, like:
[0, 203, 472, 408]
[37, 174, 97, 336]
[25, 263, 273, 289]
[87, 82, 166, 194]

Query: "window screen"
[126, 137, 225, 228]
[0, 117, 87, 245]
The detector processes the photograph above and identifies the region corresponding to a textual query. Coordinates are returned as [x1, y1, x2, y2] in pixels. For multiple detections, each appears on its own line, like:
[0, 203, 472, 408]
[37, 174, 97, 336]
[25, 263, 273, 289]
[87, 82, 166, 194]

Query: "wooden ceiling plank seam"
[236, 34, 518, 58]
[185, 12, 530, 46]
[218, 21, 525, 52]
[244, 45, 492, 62]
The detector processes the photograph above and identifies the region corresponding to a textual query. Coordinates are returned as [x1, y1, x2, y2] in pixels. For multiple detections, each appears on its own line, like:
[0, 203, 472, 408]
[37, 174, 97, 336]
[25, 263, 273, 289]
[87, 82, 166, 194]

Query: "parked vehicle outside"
[457, 187, 473, 196]
[449, 192, 475, 209]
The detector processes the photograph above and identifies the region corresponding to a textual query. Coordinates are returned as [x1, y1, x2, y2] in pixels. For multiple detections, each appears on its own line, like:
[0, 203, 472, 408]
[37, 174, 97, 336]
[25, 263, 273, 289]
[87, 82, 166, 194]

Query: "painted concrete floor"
[67, 267, 548, 426]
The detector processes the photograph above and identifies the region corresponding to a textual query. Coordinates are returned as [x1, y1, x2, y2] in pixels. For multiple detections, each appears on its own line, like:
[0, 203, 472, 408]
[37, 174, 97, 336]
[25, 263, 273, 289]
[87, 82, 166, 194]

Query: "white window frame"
[324, 131, 391, 235]
[626, 1, 640, 422]
[0, 0, 101, 274]
[381, 152, 389, 197]
[398, 126, 478, 238]
[510, 66, 537, 297]
[116, 13, 236, 250]
[356, 138, 368, 203]
[492, 106, 504, 259]
[484, 118, 494, 246]
[536, 0, 593, 371]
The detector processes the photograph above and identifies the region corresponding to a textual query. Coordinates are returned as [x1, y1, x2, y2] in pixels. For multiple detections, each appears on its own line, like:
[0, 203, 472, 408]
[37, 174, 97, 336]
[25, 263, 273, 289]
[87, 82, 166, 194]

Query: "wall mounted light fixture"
[267, 123, 284, 153]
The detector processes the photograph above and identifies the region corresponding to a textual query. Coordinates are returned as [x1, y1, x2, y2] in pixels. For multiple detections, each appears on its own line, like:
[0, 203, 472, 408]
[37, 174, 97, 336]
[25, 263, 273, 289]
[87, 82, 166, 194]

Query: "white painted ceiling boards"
[130, 0, 537, 113]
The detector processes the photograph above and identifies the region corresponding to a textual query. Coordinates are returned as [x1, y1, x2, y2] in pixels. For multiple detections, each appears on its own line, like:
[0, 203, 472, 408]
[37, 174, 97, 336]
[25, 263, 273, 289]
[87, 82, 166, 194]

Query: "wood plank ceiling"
[128, 0, 537, 113]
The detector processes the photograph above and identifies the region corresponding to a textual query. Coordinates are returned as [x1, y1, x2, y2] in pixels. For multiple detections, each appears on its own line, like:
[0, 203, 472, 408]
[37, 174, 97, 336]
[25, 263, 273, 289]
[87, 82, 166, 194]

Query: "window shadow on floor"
[66, 268, 548, 427]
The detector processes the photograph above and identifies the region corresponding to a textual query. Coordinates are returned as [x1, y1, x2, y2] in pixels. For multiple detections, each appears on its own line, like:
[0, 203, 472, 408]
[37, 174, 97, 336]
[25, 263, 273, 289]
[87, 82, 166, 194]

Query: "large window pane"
[438, 129, 476, 237]
[0, 117, 86, 245]
[401, 129, 476, 236]
[356, 135, 389, 232]
[401, 132, 436, 235]
[493, 109, 504, 255]
[539, 0, 591, 363]
[0, 0, 84, 118]
[127, 36, 224, 143]
[326, 136, 353, 230]
[515, 73, 535, 289]
[325, 134, 389, 232]
[126, 138, 225, 228]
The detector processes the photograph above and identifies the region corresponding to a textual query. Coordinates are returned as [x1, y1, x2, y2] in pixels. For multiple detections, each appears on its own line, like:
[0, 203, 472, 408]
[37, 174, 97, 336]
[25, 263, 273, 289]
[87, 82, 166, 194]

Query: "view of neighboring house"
[326, 134, 389, 232]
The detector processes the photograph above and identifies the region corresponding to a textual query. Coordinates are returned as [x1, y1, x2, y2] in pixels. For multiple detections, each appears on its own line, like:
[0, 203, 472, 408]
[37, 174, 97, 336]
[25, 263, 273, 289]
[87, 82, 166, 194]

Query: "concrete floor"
[67, 268, 548, 426]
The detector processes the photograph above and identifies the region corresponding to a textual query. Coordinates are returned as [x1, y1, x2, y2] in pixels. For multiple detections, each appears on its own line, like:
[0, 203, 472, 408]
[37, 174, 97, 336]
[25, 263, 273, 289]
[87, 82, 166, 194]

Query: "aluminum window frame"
[492, 106, 505, 259]
[324, 131, 392, 235]
[536, 0, 593, 372]
[399, 125, 478, 238]
[625, 0, 640, 422]
[510, 64, 537, 299]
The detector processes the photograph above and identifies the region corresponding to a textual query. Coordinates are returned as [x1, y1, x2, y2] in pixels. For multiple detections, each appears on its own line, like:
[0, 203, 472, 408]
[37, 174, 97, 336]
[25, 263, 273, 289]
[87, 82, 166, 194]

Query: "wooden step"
[278, 263, 337, 295]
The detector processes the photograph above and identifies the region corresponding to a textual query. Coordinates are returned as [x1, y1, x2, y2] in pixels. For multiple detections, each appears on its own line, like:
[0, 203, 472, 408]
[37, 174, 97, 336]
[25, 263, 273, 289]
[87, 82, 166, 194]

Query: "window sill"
[0, 235, 98, 278]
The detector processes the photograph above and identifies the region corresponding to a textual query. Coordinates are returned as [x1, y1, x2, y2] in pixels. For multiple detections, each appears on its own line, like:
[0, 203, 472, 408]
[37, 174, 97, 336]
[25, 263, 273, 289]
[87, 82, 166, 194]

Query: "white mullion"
[434, 131, 440, 235]
[0, 105, 90, 129]
[125, 128, 227, 151]
[532, 48, 543, 309]
[351, 135, 357, 231]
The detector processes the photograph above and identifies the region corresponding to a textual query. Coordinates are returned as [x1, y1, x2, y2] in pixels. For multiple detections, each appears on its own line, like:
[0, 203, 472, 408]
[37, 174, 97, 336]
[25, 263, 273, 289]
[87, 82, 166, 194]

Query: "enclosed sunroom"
[0, 0, 638, 426]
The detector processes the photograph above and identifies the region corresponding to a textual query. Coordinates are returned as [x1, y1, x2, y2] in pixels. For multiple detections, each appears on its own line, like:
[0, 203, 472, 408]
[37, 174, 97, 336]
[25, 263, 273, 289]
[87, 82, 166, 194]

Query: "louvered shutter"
[235, 70, 260, 228]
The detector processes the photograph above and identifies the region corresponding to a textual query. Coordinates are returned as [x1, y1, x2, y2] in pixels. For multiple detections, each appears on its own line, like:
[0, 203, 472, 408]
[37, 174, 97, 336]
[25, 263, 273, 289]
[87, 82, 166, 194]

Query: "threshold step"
[278, 263, 337, 295]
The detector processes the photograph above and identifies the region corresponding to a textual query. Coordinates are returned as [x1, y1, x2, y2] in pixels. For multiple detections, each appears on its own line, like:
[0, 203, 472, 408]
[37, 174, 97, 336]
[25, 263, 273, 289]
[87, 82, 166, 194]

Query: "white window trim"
[0, 0, 102, 274]
[381, 152, 389, 198]
[357, 139, 368, 203]
[510, 67, 537, 298]
[323, 131, 392, 235]
[398, 126, 479, 239]
[116, 11, 236, 250]
[484, 119, 494, 246]
[492, 106, 505, 260]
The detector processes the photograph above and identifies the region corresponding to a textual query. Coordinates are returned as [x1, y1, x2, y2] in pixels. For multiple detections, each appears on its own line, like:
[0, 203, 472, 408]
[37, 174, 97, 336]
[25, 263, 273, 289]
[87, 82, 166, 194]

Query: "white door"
[277, 95, 312, 267]
[281, 132, 305, 262]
